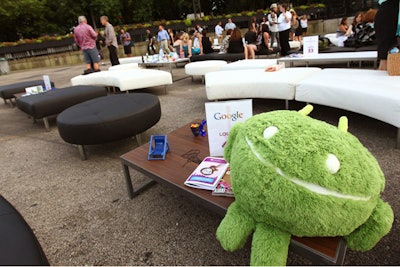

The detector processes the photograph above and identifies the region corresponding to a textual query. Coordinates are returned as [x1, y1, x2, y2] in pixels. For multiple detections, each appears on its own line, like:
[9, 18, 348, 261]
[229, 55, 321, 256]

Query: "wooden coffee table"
[120, 121, 347, 265]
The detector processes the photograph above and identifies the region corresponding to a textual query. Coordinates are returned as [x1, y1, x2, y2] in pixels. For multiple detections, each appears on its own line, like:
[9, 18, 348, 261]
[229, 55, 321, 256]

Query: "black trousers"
[375, 0, 399, 60]
[108, 45, 120, 66]
[147, 44, 156, 54]
[279, 29, 291, 56]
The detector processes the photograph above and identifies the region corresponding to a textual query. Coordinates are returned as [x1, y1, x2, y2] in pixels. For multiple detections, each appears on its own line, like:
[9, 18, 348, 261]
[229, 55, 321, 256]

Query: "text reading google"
[214, 112, 244, 121]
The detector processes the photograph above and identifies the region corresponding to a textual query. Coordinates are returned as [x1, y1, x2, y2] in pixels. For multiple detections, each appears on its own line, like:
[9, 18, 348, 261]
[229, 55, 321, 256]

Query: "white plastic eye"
[326, 154, 340, 174]
[263, 126, 278, 140]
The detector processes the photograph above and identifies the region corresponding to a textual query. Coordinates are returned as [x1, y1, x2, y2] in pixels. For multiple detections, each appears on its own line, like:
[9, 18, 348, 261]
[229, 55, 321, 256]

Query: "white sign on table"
[205, 99, 253, 157]
[43, 75, 52, 91]
[303, 36, 319, 57]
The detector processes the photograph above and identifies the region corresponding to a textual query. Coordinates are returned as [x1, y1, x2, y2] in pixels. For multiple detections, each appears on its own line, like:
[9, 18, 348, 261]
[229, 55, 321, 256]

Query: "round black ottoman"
[0, 195, 49, 265]
[57, 93, 161, 160]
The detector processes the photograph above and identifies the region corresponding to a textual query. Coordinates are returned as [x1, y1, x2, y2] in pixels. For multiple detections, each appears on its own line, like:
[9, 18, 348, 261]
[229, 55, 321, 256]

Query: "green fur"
[216, 107, 394, 266]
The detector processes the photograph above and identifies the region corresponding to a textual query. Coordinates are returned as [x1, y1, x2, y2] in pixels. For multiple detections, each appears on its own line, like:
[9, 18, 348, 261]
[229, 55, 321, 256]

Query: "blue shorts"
[83, 48, 100, 64]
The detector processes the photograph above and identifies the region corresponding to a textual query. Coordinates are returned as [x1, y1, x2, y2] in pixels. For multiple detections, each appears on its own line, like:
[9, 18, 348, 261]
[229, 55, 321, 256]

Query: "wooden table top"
[120, 121, 345, 263]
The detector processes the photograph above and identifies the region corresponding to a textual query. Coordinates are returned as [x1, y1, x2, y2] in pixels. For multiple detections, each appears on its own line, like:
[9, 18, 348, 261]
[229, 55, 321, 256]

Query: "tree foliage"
[0, 0, 324, 42]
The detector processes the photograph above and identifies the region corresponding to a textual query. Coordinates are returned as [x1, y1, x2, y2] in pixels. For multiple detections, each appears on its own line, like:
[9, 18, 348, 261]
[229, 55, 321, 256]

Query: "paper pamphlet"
[184, 157, 229, 190]
[43, 75, 52, 91]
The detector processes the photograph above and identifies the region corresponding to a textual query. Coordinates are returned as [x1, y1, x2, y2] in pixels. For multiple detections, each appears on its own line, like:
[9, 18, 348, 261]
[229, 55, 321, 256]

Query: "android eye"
[326, 154, 340, 174]
[263, 126, 278, 140]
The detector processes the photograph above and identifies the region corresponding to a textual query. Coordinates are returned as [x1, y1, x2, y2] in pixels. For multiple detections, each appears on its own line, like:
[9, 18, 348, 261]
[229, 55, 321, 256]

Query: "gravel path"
[0, 63, 399, 265]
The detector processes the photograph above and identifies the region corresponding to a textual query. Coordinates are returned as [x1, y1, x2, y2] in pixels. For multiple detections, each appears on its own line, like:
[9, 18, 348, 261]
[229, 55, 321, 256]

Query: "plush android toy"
[216, 105, 394, 266]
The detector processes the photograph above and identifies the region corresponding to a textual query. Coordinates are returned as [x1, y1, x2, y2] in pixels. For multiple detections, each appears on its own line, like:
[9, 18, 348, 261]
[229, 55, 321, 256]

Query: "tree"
[0, 0, 335, 42]
[0, 0, 51, 41]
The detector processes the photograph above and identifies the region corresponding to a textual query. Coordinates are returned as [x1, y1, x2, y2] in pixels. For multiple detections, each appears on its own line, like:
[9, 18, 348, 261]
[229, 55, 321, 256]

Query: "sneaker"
[83, 69, 94, 75]
[94, 69, 101, 72]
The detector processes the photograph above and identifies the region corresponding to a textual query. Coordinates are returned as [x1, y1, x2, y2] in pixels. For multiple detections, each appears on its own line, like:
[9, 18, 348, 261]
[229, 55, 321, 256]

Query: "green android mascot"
[216, 105, 394, 266]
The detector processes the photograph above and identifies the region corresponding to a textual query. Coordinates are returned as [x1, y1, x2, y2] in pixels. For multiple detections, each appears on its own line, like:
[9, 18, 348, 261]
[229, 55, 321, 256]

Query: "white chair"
[220, 59, 277, 71]
[185, 60, 227, 82]
[205, 67, 321, 109]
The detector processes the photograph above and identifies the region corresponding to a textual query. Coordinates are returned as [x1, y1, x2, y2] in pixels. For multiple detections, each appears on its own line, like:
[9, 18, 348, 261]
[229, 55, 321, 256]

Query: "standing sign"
[205, 99, 253, 156]
[43, 75, 52, 91]
[303, 36, 319, 57]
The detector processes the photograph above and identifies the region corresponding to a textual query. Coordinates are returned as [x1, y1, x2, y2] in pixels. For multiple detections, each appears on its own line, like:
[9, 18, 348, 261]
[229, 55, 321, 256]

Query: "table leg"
[8, 99, 14, 108]
[335, 238, 347, 265]
[285, 100, 289, 110]
[78, 145, 87, 161]
[122, 163, 135, 198]
[43, 117, 50, 131]
[121, 161, 157, 199]
[169, 63, 174, 81]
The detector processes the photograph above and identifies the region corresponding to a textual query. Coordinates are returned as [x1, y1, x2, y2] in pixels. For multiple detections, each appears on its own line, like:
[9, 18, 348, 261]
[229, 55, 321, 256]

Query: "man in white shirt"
[215, 21, 224, 43]
[277, 4, 292, 56]
[225, 18, 236, 31]
[268, 3, 280, 49]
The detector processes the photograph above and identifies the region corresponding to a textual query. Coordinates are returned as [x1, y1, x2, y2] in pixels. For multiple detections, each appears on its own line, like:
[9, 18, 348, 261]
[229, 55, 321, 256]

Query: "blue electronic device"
[148, 135, 170, 160]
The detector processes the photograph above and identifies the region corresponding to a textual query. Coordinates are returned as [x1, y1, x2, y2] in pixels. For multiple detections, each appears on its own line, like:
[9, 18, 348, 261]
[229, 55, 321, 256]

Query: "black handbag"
[344, 36, 356, 47]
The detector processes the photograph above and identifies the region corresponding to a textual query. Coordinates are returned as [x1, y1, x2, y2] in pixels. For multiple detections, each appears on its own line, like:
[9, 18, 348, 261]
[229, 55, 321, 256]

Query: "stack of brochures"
[212, 167, 234, 197]
[184, 157, 229, 191]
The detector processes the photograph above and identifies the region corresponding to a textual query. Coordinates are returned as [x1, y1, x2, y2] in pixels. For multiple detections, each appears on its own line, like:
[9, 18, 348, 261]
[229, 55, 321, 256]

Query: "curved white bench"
[296, 68, 400, 147]
[119, 56, 143, 64]
[71, 69, 172, 93]
[272, 41, 302, 49]
[185, 60, 227, 82]
[220, 59, 277, 71]
[109, 63, 139, 71]
[205, 67, 321, 109]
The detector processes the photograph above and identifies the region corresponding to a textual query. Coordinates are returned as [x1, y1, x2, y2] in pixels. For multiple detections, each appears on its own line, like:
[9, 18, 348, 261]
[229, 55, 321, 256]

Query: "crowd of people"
[74, 15, 121, 75]
[73, 1, 399, 74]
[73, 3, 310, 73]
[335, 0, 400, 71]
[141, 3, 308, 60]
[336, 9, 377, 48]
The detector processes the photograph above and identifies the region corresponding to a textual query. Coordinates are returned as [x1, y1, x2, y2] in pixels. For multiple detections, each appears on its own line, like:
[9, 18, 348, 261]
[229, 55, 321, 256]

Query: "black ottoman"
[0, 80, 55, 107]
[16, 85, 107, 131]
[57, 93, 161, 160]
[0, 195, 49, 265]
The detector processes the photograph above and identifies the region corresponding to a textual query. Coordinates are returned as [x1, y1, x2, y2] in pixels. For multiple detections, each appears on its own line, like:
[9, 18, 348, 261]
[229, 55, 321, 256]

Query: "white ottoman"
[205, 67, 321, 109]
[71, 69, 172, 93]
[220, 59, 277, 71]
[185, 60, 227, 82]
[109, 63, 139, 71]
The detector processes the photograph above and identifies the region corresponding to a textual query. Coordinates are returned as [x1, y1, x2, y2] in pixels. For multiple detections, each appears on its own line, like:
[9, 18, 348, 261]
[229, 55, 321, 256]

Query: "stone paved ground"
[0, 62, 399, 265]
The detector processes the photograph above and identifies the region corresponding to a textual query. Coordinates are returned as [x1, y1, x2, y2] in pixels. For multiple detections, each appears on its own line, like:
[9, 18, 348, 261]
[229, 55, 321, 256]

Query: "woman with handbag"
[375, 0, 400, 70]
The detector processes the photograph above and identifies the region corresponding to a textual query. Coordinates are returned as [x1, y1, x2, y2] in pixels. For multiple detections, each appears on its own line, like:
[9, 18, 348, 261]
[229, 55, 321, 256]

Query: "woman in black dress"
[201, 30, 214, 54]
[228, 28, 245, 53]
